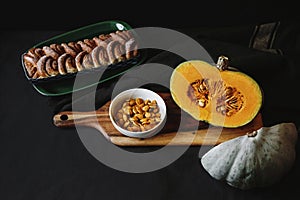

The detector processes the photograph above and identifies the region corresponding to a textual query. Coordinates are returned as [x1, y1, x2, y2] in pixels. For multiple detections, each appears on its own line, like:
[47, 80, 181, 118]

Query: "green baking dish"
[21, 20, 146, 96]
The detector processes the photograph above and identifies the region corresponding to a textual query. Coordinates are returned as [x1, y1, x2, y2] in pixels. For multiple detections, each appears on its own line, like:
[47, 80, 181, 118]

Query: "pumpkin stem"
[247, 130, 258, 137]
[216, 55, 229, 71]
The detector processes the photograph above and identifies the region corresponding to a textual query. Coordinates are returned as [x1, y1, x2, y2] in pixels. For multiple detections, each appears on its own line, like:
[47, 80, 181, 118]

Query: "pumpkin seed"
[188, 79, 244, 117]
[114, 97, 162, 132]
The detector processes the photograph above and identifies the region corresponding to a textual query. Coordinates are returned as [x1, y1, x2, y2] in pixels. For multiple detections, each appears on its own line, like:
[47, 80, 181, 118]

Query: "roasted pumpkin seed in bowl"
[109, 88, 167, 138]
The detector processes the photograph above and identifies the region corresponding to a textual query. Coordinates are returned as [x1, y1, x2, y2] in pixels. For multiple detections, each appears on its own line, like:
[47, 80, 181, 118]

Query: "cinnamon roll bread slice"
[58, 53, 77, 75]
[125, 38, 139, 59]
[23, 47, 45, 78]
[99, 33, 112, 41]
[42, 46, 61, 60]
[36, 55, 53, 78]
[109, 32, 127, 45]
[23, 54, 38, 78]
[107, 40, 126, 64]
[82, 53, 94, 69]
[75, 51, 89, 71]
[50, 44, 65, 55]
[45, 56, 59, 76]
[61, 42, 82, 57]
[115, 30, 134, 41]
[93, 34, 111, 47]
[77, 39, 97, 53]
[115, 30, 139, 59]
[75, 50, 101, 71]
[91, 45, 110, 67]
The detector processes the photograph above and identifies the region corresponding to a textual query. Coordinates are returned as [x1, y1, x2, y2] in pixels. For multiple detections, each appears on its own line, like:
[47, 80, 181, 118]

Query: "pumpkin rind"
[170, 59, 263, 128]
[200, 122, 298, 190]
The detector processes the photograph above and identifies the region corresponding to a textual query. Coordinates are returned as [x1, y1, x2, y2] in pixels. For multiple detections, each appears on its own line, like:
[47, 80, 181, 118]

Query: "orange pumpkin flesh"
[170, 59, 263, 128]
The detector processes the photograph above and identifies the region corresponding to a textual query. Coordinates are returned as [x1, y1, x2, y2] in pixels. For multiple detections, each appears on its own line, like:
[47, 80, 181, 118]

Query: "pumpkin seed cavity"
[187, 79, 244, 117]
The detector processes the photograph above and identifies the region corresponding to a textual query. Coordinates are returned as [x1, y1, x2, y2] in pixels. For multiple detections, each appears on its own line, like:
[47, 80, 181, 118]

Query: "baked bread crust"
[23, 29, 139, 79]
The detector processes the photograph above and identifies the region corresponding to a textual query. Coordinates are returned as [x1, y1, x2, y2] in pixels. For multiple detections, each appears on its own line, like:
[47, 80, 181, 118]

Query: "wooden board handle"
[53, 111, 108, 128]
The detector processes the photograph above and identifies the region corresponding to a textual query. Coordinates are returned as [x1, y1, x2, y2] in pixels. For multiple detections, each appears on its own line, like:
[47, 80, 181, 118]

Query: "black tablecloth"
[1, 20, 300, 200]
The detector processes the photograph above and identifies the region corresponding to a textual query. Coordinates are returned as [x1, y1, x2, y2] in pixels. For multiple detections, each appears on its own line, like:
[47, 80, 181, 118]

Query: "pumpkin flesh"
[170, 60, 263, 128]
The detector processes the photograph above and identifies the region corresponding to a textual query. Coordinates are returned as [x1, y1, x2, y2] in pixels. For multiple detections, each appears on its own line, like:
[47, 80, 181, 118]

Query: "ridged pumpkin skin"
[170, 60, 263, 128]
[200, 122, 298, 190]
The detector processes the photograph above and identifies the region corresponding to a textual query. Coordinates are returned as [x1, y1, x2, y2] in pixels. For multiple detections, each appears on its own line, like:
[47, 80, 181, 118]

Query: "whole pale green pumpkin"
[200, 122, 298, 190]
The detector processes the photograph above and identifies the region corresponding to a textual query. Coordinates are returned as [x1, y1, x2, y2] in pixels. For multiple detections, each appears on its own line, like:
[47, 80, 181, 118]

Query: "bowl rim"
[108, 88, 167, 137]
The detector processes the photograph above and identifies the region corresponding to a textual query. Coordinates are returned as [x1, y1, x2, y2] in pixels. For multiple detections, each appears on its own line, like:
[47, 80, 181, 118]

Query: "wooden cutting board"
[53, 92, 263, 146]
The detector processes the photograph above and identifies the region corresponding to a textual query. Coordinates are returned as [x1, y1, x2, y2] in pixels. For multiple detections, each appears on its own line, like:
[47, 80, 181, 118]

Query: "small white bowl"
[109, 88, 167, 138]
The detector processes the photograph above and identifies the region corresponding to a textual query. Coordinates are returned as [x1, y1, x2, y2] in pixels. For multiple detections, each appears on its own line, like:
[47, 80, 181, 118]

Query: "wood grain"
[53, 92, 263, 146]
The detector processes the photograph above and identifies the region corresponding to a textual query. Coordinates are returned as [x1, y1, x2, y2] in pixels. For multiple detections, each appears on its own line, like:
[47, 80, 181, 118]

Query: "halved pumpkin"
[170, 56, 263, 128]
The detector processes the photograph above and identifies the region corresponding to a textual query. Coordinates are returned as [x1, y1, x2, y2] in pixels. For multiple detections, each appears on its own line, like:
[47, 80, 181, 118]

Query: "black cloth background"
[1, 20, 300, 200]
